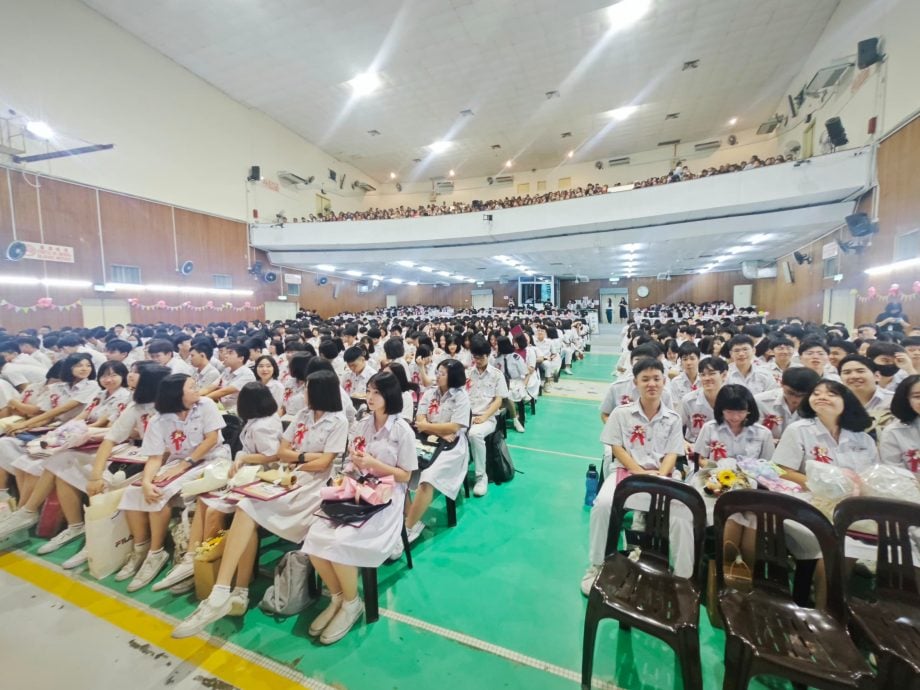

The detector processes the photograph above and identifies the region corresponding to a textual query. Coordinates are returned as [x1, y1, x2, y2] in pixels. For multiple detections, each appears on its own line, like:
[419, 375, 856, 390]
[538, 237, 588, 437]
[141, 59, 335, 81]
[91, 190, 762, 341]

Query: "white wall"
[0, 0, 376, 221]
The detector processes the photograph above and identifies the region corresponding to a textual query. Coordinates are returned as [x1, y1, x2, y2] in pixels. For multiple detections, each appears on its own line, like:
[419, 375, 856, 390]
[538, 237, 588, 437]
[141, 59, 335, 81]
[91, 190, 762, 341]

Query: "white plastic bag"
[85, 488, 132, 579]
[805, 461, 860, 520]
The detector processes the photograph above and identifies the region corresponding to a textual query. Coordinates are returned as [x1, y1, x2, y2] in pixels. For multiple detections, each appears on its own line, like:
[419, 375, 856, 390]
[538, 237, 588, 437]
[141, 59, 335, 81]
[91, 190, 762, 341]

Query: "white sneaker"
[228, 588, 249, 617]
[152, 554, 194, 591]
[37, 524, 85, 555]
[169, 578, 195, 595]
[62, 547, 89, 570]
[513, 419, 525, 433]
[0, 509, 39, 540]
[171, 595, 234, 638]
[473, 476, 488, 497]
[319, 596, 364, 645]
[388, 538, 404, 561]
[127, 549, 170, 592]
[581, 565, 600, 597]
[114, 544, 149, 582]
[406, 521, 425, 544]
[308, 593, 343, 637]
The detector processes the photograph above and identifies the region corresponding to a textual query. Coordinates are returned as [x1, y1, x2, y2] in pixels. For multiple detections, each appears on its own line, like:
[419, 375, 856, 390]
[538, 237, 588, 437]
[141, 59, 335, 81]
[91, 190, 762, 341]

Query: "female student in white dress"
[301, 370, 417, 645]
[879, 374, 920, 471]
[493, 336, 528, 432]
[405, 358, 471, 542]
[117, 373, 230, 592]
[253, 355, 285, 411]
[171, 370, 347, 638]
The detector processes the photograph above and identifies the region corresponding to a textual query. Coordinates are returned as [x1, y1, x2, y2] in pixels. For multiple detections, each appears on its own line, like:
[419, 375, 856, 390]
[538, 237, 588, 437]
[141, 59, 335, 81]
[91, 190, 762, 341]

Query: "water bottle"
[584, 463, 599, 506]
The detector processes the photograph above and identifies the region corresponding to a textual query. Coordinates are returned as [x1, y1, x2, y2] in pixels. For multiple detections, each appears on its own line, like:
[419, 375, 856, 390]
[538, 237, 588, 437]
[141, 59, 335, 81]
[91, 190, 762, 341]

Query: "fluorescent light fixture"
[0, 275, 91, 288]
[277, 295, 288, 301]
[623, 243, 642, 251]
[864, 258, 920, 276]
[315, 264, 336, 272]
[395, 260, 415, 267]
[428, 140, 451, 154]
[348, 71, 381, 96]
[25, 121, 54, 139]
[436, 270, 451, 277]
[748, 234, 770, 244]
[567, 150, 574, 158]
[419, 266, 435, 272]
[369, 274, 384, 280]
[105, 282, 253, 296]
[344, 270, 363, 277]
[607, 105, 639, 122]
[728, 246, 747, 254]
[524, 270, 536, 276]
[607, 0, 651, 29]
[93, 284, 115, 293]
[452, 275, 466, 280]
[466, 278, 476, 283]
[387, 277, 403, 284]
[407, 281, 419, 286]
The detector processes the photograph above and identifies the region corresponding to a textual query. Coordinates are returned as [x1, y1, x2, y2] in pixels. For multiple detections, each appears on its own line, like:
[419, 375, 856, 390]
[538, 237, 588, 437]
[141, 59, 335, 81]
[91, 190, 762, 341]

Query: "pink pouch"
[614, 467, 632, 486]
[356, 475, 395, 505]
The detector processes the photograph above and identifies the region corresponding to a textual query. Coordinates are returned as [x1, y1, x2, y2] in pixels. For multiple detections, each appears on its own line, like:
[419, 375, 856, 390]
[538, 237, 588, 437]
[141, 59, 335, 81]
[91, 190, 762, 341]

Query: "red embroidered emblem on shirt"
[709, 440, 727, 461]
[141, 413, 150, 432]
[283, 386, 293, 401]
[619, 394, 633, 406]
[22, 390, 32, 403]
[170, 430, 187, 452]
[85, 398, 100, 415]
[812, 446, 833, 464]
[629, 425, 646, 445]
[465, 378, 472, 391]
[428, 399, 441, 418]
[353, 436, 366, 454]
[412, 371, 420, 384]
[117, 403, 127, 413]
[691, 413, 706, 429]
[906, 449, 920, 473]
[292, 423, 307, 446]
[343, 379, 353, 393]
[690, 383, 698, 391]
[49, 393, 61, 408]
[762, 414, 781, 431]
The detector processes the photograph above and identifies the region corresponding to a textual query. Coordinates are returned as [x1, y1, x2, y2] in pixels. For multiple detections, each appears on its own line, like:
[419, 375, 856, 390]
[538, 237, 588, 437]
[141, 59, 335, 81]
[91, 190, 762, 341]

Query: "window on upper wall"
[558, 177, 571, 190]
[110, 264, 141, 284]
[894, 229, 920, 261]
[287, 283, 301, 297]
[213, 274, 232, 289]
[823, 256, 838, 279]
[536, 180, 547, 192]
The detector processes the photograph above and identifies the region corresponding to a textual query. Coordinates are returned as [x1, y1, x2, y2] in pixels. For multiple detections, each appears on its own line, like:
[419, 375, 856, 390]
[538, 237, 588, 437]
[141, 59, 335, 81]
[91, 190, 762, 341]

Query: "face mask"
[877, 364, 899, 377]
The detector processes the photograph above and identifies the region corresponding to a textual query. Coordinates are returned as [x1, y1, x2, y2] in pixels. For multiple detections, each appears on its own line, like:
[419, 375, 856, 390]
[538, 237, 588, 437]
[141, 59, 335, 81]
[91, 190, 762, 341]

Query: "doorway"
[315, 194, 331, 217]
[823, 288, 856, 330]
[599, 287, 628, 326]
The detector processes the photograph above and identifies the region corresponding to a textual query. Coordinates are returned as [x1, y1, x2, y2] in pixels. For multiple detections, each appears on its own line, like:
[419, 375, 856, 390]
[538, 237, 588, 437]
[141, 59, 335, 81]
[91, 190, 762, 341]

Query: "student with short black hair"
[726, 334, 778, 394]
[693, 384, 773, 465]
[202, 343, 256, 410]
[680, 356, 728, 450]
[827, 338, 857, 370]
[879, 375, 920, 471]
[341, 345, 376, 396]
[147, 338, 194, 375]
[253, 354, 284, 410]
[867, 340, 914, 392]
[671, 341, 701, 402]
[190, 342, 220, 390]
[838, 354, 893, 419]
[798, 339, 838, 380]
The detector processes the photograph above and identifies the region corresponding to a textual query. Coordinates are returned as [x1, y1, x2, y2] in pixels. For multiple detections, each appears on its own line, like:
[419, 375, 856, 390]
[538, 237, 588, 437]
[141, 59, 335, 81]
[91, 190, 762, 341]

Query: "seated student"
[798, 339, 840, 381]
[116, 374, 230, 592]
[253, 354, 284, 410]
[838, 354, 893, 418]
[867, 341, 915, 392]
[693, 385, 774, 466]
[599, 343, 675, 424]
[104, 338, 137, 366]
[0, 339, 46, 391]
[466, 336, 509, 497]
[380, 337, 405, 370]
[492, 336, 528, 432]
[281, 353, 312, 417]
[341, 345, 376, 396]
[670, 341, 701, 403]
[305, 357, 356, 429]
[754, 367, 820, 442]
[383, 362, 418, 422]
[662, 339, 681, 378]
[903, 337, 920, 374]
[827, 338, 858, 371]
[173, 333, 193, 364]
[533, 325, 561, 387]
[680, 356, 728, 454]
[879, 375, 920, 471]
[726, 335, 778, 394]
[515, 333, 542, 402]
[170, 375, 346, 638]
[300, 371, 416, 645]
[772, 379, 877, 488]
[147, 338, 195, 376]
[16, 335, 52, 370]
[583, 358, 686, 596]
[189, 342, 220, 390]
[405, 359, 471, 543]
[201, 343, 256, 411]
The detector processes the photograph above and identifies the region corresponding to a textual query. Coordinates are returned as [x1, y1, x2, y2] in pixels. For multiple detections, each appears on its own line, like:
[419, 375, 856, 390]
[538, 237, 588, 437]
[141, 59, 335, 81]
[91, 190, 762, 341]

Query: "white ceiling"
[82, 0, 840, 183]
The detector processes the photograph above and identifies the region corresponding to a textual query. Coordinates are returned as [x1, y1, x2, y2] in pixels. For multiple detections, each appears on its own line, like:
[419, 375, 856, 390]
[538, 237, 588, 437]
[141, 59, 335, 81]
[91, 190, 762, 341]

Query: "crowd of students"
[0, 309, 590, 644]
[582, 303, 920, 595]
[632, 154, 795, 189]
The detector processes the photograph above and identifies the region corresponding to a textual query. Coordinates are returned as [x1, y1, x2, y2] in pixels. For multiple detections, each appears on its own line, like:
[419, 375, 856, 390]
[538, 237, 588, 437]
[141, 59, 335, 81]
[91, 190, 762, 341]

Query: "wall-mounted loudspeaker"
[247, 165, 261, 182]
[5, 241, 26, 261]
[179, 260, 194, 275]
[857, 38, 882, 70]
[845, 212, 879, 237]
[824, 117, 848, 147]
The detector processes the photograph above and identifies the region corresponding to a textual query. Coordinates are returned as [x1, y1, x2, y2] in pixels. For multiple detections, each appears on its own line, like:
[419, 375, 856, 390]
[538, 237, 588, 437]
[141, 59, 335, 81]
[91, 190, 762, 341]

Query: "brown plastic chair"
[834, 496, 920, 688]
[713, 490, 874, 690]
[582, 474, 707, 690]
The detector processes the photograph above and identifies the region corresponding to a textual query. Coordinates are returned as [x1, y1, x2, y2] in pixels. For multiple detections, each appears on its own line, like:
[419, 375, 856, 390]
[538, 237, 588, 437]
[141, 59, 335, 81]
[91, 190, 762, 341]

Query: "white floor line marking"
[544, 394, 602, 403]
[10, 551, 337, 690]
[379, 607, 622, 690]
[507, 444, 598, 461]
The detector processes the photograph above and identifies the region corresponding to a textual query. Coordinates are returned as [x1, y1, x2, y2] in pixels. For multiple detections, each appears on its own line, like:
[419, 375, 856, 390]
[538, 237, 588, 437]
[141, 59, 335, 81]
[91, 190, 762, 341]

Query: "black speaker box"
[845, 212, 878, 237]
[857, 38, 881, 70]
[248, 165, 261, 181]
[825, 117, 848, 147]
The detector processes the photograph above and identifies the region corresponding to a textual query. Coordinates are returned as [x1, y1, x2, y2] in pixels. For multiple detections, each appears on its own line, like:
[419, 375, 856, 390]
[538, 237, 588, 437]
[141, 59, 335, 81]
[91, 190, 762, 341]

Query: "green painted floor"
[10, 352, 796, 690]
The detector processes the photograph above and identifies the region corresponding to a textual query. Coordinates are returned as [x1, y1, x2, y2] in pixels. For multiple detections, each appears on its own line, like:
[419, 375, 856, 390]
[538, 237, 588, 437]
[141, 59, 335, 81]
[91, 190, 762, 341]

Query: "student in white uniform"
[302, 370, 417, 645]
[599, 343, 675, 424]
[189, 343, 220, 391]
[583, 358, 686, 596]
[670, 342, 701, 403]
[798, 339, 841, 381]
[117, 374, 230, 592]
[868, 341, 912, 393]
[533, 325, 561, 386]
[680, 356, 727, 454]
[203, 344, 256, 411]
[406, 359, 471, 543]
[493, 336, 529, 432]
[879, 375, 920, 472]
[172, 378, 343, 639]
[693, 385, 774, 466]
[0, 340, 46, 390]
[754, 367, 820, 442]
[341, 345, 376, 396]
[466, 336, 509, 497]
[726, 335, 778, 395]
[148, 338, 195, 376]
[253, 355, 285, 411]
[384, 361, 419, 422]
[838, 354, 893, 427]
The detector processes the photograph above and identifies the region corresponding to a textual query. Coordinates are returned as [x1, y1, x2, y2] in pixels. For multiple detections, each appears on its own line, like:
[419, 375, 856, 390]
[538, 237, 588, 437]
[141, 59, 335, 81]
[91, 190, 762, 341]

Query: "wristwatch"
[298, 452, 306, 464]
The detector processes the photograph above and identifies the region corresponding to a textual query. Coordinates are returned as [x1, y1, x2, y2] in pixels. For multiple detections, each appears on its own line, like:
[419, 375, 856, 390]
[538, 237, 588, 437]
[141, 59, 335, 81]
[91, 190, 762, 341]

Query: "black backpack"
[485, 430, 515, 484]
[221, 414, 244, 458]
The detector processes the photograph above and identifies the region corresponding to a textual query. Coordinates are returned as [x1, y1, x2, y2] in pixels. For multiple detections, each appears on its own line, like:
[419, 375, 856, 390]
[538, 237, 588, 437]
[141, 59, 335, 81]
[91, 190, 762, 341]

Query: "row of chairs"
[582, 475, 920, 690]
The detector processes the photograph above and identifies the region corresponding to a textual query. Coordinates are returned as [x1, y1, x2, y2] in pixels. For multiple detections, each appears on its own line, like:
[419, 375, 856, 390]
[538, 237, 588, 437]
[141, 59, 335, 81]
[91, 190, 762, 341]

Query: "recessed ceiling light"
[25, 121, 54, 139]
[348, 71, 381, 96]
[505, 160, 513, 168]
[369, 274, 384, 280]
[344, 270, 363, 277]
[419, 266, 435, 272]
[389, 172, 397, 179]
[607, 105, 639, 122]
[567, 150, 574, 158]
[387, 277, 403, 284]
[448, 169, 455, 177]
[429, 140, 451, 153]
[728, 117, 738, 126]
[395, 260, 415, 267]
[315, 264, 336, 272]
[623, 243, 642, 251]
[607, 0, 651, 30]
[407, 281, 419, 286]
[436, 270, 451, 277]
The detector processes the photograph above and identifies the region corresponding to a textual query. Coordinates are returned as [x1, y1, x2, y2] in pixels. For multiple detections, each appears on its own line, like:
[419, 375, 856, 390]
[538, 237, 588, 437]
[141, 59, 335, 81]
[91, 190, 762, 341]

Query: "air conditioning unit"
[358, 285, 371, 294]
[805, 63, 853, 97]
[741, 261, 778, 279]
[575, 274, 590, 283]
[656, 272, 672, 281]
[694, 140, 721, 152]
[278, 171, 315, 187]
[435, 181, 454, 194]
[494, 175, 514, 185]
[608, 157, 631, 167]
[351, 180, 376, 193]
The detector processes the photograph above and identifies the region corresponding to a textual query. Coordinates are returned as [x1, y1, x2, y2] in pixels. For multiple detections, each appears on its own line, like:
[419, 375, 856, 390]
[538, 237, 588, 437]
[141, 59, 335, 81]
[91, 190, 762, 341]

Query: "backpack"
[221, 414, 244, 458]
[259, 551, 316, 616]
[485, 430, 515, 484]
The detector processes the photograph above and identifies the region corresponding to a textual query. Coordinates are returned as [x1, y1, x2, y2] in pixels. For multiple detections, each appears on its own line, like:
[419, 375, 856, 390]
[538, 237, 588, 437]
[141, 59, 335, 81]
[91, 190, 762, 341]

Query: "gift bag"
[36, 490, 65, 538]
[85, 489, 133, 579]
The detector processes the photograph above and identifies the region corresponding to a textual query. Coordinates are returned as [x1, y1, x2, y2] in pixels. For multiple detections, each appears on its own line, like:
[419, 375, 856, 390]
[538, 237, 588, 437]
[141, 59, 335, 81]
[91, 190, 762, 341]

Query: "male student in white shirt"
[201, 343, 255, 410]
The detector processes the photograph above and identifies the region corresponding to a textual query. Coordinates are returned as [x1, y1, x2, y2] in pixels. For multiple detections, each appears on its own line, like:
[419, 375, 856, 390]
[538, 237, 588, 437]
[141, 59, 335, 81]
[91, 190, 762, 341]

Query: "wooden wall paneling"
[38, 178, 103, 282]
[98, 191, 175, 286]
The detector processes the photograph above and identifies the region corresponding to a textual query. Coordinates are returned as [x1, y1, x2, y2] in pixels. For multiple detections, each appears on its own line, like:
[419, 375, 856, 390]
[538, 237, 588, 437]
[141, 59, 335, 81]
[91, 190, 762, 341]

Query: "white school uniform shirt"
[263, 379, 285, 410]
[12, 353, 45, 371]
[1, 361, 46, 388]
[139, 397, 227, 462]
[680, 389, 716, 443]
[693, 420, 775, 462]
[762, 360, 798, 386]
[533, 336, 558, 361]
[600, 377, 675, 416]
[670, 371, 700, 404]
[194, 364, 221, 390]
[341, 364, 374, 396]
[217, 365, 256, 409]
[466, 365, 509, 416]
[26, 350, 52, 370]
[0, 379, 17, 408]
[282, 380, 306, 415]
[861, 386, 894, 414]
[879, 419, 920, 472]
[772, 418, 878, 474]
[726, 364, 779, 395]
[883, 369, 908, 393]
[166, 355, 195, 376]
[418, 386, 471, 428]
[83, 387, 131, 425]
[104, 401, 157, 443]
[600, 402, 684, 471]
[42, 379, 100, 422]
[239, 415, 283, 457]
[754, 388, 801, 441]
[283, 408, 349, 458]
[78, 346, 107, 370]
